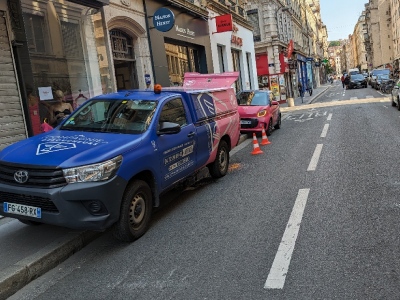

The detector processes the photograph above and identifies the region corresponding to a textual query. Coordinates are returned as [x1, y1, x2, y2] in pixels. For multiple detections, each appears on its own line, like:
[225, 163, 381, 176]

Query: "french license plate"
[3, 202, 41, 218]
[240, 120, 251, 125]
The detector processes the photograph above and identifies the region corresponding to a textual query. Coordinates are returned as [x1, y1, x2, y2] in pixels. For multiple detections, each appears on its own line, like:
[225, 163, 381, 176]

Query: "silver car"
[391, 79, 400, 110]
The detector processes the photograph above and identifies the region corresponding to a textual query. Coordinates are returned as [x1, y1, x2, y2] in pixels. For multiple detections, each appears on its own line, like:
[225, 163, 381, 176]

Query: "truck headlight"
[63, 155, 122, 183]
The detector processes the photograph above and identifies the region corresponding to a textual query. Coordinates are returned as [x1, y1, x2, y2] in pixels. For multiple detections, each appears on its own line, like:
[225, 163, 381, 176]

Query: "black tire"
[274, 114, 281, 129]
[266, 118, 273, 136]
[397, 97, 400, 111]
[18, 219, 42, 226]
[208, 140, 229, 179]
[391, 94, 396, 106]
[113, 180, 152, 242]
[309, 89, 313, 96]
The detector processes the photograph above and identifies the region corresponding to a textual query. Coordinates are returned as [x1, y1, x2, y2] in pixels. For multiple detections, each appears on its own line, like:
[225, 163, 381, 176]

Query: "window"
[247, 9, 261, 42]
[61, 21, 84, 58]
[217, 45, 225, 73]
[23, 13, 48, 53]
[159, 98, 187, 127]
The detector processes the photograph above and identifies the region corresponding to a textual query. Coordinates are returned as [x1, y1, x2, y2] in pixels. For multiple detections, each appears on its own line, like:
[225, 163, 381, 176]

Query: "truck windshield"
[60, 99, 157, 134]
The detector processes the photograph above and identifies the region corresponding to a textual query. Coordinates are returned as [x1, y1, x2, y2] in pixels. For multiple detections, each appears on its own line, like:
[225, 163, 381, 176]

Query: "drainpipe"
[142, 0, 156, 85]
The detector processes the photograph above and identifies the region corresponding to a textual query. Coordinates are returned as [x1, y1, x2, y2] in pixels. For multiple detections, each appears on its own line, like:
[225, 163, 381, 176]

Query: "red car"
[236, 90, 281, 136]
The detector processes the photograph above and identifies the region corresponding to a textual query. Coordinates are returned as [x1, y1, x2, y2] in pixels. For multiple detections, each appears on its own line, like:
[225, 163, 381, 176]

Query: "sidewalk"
[280, 83, 331, 113]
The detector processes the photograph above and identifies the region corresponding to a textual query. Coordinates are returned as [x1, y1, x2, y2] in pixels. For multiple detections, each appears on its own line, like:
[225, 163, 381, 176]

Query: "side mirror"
[394, 86, 399, 90]
[157, 121, 181, 135]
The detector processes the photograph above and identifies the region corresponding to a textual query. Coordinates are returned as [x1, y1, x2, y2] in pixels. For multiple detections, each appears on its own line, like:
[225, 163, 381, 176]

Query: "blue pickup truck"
[0, 73, 241, 242]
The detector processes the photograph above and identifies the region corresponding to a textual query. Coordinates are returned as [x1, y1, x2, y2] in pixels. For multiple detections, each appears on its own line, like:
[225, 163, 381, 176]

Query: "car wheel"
[208, 140, 229, 179]
[274, 114, 281, 129]
[113, 180, 153, 242]
[266, 119, 273, 136]
[397, 97, 400, 111]
[18, 219, 42, 226]
[392, 94, 396, 106]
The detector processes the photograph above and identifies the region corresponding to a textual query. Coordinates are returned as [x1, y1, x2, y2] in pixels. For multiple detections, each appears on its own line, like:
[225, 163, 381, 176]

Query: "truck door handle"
[187, 132, 195, 138]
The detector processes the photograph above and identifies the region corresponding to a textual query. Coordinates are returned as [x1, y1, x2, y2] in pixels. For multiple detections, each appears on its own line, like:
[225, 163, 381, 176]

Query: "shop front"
[145, 1, 212, 87]
[208, 13, 258, 92]
[2, 0, 111, 142]
[255, 52, 288, 103]
[297, 54, 308, 94]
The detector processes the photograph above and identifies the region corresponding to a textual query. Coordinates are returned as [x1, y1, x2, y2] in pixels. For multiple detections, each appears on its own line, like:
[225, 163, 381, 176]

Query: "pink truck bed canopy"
[182, 72, 239, 89]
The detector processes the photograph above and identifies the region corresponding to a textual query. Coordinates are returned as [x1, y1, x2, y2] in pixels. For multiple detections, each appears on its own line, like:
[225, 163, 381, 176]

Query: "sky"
[320, 0, 367, 41]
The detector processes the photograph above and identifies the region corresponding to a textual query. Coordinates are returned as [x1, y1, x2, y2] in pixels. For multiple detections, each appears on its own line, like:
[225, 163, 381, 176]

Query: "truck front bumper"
[0, 176, 127, 231]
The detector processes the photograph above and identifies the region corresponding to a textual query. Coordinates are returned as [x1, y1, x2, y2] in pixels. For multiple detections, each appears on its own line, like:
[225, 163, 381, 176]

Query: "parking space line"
[327, 113, 332, 121]
[320, 124, 329, 138]
[307, 144, 323, 171]
[264, 188, 310, 289]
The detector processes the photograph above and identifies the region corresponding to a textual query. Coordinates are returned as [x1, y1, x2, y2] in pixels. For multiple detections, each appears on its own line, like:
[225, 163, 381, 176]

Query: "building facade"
[0, 0, 110, 149]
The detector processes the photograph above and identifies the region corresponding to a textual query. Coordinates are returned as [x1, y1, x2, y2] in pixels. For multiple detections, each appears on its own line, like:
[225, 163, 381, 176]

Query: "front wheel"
[274, 114, 281, 129]
[208, 140, 229, 179]
[113, 180, 153, 242]
[266, 118, 273, 136]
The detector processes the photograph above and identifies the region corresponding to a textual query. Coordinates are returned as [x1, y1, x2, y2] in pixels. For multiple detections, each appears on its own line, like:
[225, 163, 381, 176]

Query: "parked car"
[374, 74, 391, 90]
[236, 90, 281, 136]
[347, 74, 367, 89]
[391, 79, 400, 110]
[0, 72, 242, 242]
[370, 68, 391, 87]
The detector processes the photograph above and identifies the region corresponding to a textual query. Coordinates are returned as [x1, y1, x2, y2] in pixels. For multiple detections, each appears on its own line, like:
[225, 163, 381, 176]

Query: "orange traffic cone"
[260, 128, 271, 145]
[251, 133, 263, 155]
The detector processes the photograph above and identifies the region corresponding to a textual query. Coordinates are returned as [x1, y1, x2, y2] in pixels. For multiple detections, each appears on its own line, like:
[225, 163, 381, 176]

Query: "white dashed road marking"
[327, 113, 332, 121]
[264, 188, 310, 289]
[307, 144, 323, 171]
[320, 124, 329, 138]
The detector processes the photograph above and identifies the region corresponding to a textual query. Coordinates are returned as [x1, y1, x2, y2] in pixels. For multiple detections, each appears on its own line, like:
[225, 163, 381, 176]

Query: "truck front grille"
[0, 162, 67, 189]
[0, 191, 59, 213]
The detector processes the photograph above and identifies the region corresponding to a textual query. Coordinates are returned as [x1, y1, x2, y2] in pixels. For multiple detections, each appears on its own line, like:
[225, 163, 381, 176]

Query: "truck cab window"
[159, 98, 187, 127]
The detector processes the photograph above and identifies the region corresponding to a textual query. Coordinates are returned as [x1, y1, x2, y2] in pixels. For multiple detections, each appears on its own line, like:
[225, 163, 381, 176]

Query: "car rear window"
[351, 74, 364, 80]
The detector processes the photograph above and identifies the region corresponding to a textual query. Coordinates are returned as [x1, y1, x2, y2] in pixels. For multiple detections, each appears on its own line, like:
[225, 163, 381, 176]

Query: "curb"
[0, 230, 101, 300]
[309, 86, 331, 104]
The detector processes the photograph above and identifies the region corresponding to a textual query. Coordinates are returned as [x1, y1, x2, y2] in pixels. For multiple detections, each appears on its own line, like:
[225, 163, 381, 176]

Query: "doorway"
[110, 29, 138, 90]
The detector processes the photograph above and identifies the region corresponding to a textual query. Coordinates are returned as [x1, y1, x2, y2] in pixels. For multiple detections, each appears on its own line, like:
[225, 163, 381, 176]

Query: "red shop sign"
[215, 14, 233, 33]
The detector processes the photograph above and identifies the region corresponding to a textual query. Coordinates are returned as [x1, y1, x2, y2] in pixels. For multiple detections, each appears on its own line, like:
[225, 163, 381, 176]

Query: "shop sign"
[215, 14, 233, 33]
[287, 39, 294, 58]
[231, 24, 243, 47]
[153, 7, 175, 32]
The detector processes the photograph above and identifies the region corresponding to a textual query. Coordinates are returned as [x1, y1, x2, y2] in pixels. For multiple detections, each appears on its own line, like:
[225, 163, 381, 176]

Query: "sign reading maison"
[153, 7, 175, 32]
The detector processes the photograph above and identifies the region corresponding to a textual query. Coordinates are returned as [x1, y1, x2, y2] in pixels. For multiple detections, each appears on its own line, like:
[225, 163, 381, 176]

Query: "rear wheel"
[113, 180, 152, 242]
[392, 94, 396, 106]
[208, 140, 229, 179]
[397, 97, 400, 111]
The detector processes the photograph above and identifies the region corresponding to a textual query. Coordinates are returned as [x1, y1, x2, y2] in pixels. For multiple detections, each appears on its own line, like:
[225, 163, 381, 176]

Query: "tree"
[328, 41, 340, 47]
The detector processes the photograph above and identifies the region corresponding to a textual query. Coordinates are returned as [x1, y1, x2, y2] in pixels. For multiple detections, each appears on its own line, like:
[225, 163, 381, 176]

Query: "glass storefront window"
[22, 1, 112, 132]
[165, 42, 199, 86]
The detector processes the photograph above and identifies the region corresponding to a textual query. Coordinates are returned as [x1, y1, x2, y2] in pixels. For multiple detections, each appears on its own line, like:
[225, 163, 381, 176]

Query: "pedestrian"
[344, 75, 350, 89]
[341, 74, 345, 88]
[298, 82, 304, 103]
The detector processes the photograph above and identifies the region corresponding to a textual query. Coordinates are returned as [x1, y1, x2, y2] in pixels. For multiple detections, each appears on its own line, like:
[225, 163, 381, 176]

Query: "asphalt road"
[9, 92, 400, 300]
